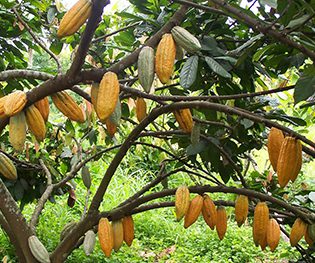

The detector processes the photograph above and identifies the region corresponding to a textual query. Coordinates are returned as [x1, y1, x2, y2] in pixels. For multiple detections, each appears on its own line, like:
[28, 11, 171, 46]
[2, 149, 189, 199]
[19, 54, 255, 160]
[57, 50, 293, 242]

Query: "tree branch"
[0, 70, 53, 81]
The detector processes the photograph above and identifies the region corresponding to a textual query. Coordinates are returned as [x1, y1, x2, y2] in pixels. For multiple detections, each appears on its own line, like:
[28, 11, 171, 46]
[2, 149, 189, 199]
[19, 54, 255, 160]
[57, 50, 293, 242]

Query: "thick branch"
[0, 70, 53, 81]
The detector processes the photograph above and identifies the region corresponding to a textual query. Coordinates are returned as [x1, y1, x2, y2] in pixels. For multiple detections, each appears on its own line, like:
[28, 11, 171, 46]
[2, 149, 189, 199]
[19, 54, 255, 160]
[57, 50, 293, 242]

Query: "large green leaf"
[205, 57, 231, 78]
[294, 76, 315, 104]
[180, 55, 199, 89]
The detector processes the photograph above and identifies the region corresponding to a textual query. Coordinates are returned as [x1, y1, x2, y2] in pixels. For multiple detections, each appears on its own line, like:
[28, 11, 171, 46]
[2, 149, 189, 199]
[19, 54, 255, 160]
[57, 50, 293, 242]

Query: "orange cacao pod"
[235, 195, 248, 227]
[290, 218, 307, 247]
[98, 218, 113, 257]
[175, 185, 190, 221]
[174, 109, 193, 133]
[0, 96, 6, 118]
[4, 91, 27, 116]
[291, 139, 302, 182]
[266, 218, 280, 252]
[155, 33, 176, 84]
[202, 194, 217, 230]
[51, 91, 85, 123]
[105, 119, 117, 137]
[90, 83, 99, 109]
[35, 97, 49, 122]
[112, 220, 124, 252]
[216, 206, 227, 240]
[253, 202, 269, 246]
[25, 105, 46, 142]
[0, 152, 17, 180]
[267, 127, 284, 172]
[184, 194, 203, 228]
[9, 112, 26, 152]
[122, 216, 134, 247]
[135, 98, 147, 122]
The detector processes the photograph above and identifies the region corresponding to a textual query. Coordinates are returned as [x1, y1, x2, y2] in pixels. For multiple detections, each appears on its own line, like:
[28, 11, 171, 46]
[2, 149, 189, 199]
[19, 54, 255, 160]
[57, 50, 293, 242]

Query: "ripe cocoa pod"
[60, 221, 77, 241]
[291, 139, 302, 182]
[216, 206, 227, 240]
[98, 218, 114, 257]
[138, 46, 155, 93]
[260, 234, 268, 251]
[28, 235, 50, 263]
[112, 220, 124, 252]
[174, 109, 193, 133]
[109, 98, 121, 126]
[171, 26, 201, 53]
[175, 185, 190, 221]
[9, 111, 26, 151]
[266, 218, 280, 252]
[25, 105, 46, 142]
[305, 225, 314, 246]
[234, 195, 248, 227]
[253, 202, 269, 246]
[267, 127, 284, 172]
[202, 194, 217, 230]
[35, 97, 50, 122]
[184, 194, 203, 228]
[290, 218, 307, 247]
[122, 216, 134, 247]
[277, 137, 302, 188]
[105, 119, 117, 137]
[135, 98, 147, 122]
[57, 0, 92, 38]
[81, 166, 91, 189]
[0, 96, 7, 118]
[155, 33, 176, 84]
[96, 72, 120, 122]
[83, 230, 96, 256]
[51, 91, 85, 123]
[4, 90, 27, 116]
[0, 152, 17, 180]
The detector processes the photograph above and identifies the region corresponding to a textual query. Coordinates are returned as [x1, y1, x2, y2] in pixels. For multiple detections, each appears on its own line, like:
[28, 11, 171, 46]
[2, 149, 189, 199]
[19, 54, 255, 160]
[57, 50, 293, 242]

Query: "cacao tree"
[0, 0, 315, 262]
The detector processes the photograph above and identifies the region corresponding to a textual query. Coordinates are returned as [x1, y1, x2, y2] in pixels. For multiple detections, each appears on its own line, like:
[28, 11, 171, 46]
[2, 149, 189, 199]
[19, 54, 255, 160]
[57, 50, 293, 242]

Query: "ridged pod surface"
[112, 220, 124, 252]
[35, 97, 50, 122]
[51, 91, 85, 123]
[98, 218, 113, 257]
[138, 46, 155, 93]
[171, 26, 201, 53]
[277, 137, 302, 187]
[173, 109, 193, 133]
[216, 206, 227, 240]
[155, 33, 176, 84]
[267, 127, 284, 172]
[122, 216, 134, 247]
[9, 111, 26, 151]
[136, 98, 147, 123]
[96, 72, 119, 122]
[266, 218, 280, 252]
[57, 0, 92, 38]
[4, 91, 27, 116]
[175, 185, 190, 221]
[235, 195, 248, 227]
[25, 105, 46, 142]
[0, 96, 6, 118]
[253, 202, 269, 246]
[184, 195, 203, 228]
[83, 230, 96, 256]
[105, 119, 117, 137]
[0, 152, 17, 180]
[202, 194, 217, 230]
[28, 235, 50, 263]
[290, 218, 307, 247]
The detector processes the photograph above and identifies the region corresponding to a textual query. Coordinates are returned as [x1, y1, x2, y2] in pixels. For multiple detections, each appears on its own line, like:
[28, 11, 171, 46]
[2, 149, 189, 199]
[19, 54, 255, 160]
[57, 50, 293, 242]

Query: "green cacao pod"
[171, 26, 201, 53]
[138, 46, 155, 93]
[60, 221, 77, 241]
[0, 152, 17, 180]
[109, 98, 121, 126]
[28, 235, 50, 263]
[308, 224, 315, 241]
[83, 230, 96, 256]
[81, 165, 91, 189]
[9, 111, 26, 152]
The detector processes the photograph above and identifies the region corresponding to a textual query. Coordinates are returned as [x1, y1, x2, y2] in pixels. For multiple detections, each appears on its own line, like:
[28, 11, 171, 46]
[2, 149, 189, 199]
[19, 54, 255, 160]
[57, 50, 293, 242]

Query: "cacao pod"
[305, 225, 314, 246]
[35, 97, 50, 122]
[267, 127, 284, 172]
[290, 218, 307, 247]
[291, 139, 302, 182]
[96, 72, 120, 122]
[81, 165, 91, 189]
[234, 195, 248, 227]
[112, 220, 124, 252]
[138, 46, 155, 93]
[4, 90, 27, 116]
[105, 119, 117, 137]
[135, 98, 147, 123]
[98, 217, 113, 257]
[51, 91, 85, 123]
[308, 224, 315, 241]
[184, 194, 203, 228]
[171, 26, 201, 53]
[155, 33, 176, 84]
[0, 96, 7, 118]
[175, 185, 190, 221]
[0, 152, 17, 180]
[174, 109, 193, 133]
[28, 235, 50, 263]
[109, 98, 121, 126]
[9, 111, 26, 152]
[25, 105, 46, 142]
[191, 122, 200, 145]
[202, 194, 217, 230]
[175, 44, 185, 60]
[60, 221, 77, 241]
[90, 83, 99, 108]
[57, 0, 92, 38]
[266, 218, 280, 252]
[253, 202, 269, 246]
[260, 234, 268, 251]
[83, 230, 96, 256]
[122, 216, 135, 247]
[216, 206, 227, 240]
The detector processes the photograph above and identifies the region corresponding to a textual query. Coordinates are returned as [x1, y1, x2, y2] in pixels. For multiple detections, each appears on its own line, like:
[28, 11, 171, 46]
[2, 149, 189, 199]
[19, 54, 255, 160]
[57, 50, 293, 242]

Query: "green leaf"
[205, 57, 231, 78]
[50, 39, 63, 55]
[259, 0, 277, 9]
[294, 76, 315, 104]
[286, 15, 310, 29]
[180, 55, 199, 89]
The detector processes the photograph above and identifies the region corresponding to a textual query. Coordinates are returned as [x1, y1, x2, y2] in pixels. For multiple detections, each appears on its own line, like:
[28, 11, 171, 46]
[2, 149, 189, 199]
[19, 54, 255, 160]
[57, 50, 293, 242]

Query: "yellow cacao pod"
[105, 119, 117, 138]
[174, 109, 193, 133]
[266, 218, 280, 252]
[98, 218, 113, 257]
[175, 185, 190, 221]
[90, 83, 99, 109]
[235, 195, 248, 227]
[9, 111, 26, 152]
[267, 127, 284, 172]
[135, 98, 147, 122]
[57, 0, 92, 38]
[202, 194, 217, 230]
[155, 33, 176, 84]
[122, 216, 134, 247]
[277, 137, 302, 188]
[112, 220, 124, 252]
[96, 72, 120, 122]
[0, 96, 7, 118]
[216, 206, 227, 240]
[51, 91, 85, 123]
[305, 225, 314, 246]
[253, 202, 269, 247]
[290, 218, 307, 247]
[35, 97, 49, 122]
[25, 105, 46, 142]
[184, 194, 203, 228]
[0, 152, 17, 180]
[4, 90, 27, 116]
